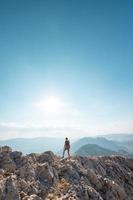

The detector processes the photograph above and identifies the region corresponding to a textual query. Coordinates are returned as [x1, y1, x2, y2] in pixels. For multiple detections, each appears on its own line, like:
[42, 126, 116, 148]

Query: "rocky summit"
[0, 146, 133, 200]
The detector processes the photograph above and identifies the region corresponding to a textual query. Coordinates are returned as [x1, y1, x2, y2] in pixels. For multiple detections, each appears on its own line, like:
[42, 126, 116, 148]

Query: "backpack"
[65, 140, 70, 146]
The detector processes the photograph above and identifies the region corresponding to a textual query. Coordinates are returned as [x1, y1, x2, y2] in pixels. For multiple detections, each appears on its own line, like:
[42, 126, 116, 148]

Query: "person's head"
[65, 137, 68, 141]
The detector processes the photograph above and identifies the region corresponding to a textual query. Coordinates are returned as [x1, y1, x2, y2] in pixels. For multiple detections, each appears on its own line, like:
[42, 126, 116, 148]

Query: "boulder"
[36, 163, 54, 185]
[0, 156, 16, 173]
[0, 179, 5, 199]
[1, 146, 12, 153]
[37, 151, 54, 165]
[2, 175, 20, 200]
[10, 151, 22, 160]
[29, 194, 42, 200]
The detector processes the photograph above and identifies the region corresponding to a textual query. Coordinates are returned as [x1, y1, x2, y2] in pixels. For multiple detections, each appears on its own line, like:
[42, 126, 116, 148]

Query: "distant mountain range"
[102, 134, 133, 154]
[0, 137, 65, 154]
[71, 137, 127, 153]
[102, 133, 133, 142]
[75, 143, 119, 156]
[71, 136, 132, 157]
[0, 134, 133, 156]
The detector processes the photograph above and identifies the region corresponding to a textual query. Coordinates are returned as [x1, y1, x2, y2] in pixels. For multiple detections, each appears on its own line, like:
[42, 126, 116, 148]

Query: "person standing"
[62, 137, 70, 159]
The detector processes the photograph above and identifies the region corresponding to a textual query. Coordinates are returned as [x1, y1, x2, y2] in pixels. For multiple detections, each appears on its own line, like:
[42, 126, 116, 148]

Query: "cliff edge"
[0, 146, 133, 200]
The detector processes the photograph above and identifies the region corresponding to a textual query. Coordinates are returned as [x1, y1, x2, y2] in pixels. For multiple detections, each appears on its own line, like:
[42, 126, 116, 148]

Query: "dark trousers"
[62, 147, 70, 159]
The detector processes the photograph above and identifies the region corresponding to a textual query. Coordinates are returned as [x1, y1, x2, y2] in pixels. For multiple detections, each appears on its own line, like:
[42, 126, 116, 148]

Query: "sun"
[43, 96, 62, 112]
[36, 96, 64, 113]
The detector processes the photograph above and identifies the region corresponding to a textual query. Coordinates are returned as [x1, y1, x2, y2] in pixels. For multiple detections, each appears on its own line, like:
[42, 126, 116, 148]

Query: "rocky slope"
[0, 146, 133, 200]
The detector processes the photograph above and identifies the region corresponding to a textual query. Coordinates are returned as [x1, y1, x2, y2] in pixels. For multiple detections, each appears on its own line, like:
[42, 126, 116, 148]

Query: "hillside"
[75, 143, 120, 156]
[119, 140, 133, 154]
[0, 146, 133, 200]
[71, 137, 127, 153]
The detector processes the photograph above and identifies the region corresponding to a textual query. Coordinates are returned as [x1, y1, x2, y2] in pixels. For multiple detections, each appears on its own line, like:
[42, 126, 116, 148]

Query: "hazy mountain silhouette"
[120, 140, 133, 153]
[71, 137, 127, 153]
[75, 143, 120, 156]
[0, 136, 132, 156]
[0, 137, 64, 154]
[74, 144, 130, 157]
[102, 133, 133, 142]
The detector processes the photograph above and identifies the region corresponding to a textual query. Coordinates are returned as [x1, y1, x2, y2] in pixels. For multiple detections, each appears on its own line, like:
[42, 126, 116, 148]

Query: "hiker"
[62, 137, 70, 159]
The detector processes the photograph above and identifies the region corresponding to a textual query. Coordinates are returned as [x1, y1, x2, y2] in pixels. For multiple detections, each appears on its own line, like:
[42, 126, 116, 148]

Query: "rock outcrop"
[0, 146, 133, 200]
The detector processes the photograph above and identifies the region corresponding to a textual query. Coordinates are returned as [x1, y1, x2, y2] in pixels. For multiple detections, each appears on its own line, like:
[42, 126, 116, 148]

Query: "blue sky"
[0, 0, 133, 139]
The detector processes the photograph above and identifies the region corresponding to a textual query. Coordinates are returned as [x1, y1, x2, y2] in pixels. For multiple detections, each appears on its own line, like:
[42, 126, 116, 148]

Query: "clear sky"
[0, 0, 133, 139]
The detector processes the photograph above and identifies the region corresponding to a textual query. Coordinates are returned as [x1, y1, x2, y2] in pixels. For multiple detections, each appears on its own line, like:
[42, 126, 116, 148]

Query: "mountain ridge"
[74, 143, 124, 156]
[0, 145, 133, 200]
[71, 136, 128, 153]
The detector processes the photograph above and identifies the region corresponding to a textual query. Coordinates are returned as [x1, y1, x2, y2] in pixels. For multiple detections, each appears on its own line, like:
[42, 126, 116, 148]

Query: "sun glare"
[36, 96, 64, 113]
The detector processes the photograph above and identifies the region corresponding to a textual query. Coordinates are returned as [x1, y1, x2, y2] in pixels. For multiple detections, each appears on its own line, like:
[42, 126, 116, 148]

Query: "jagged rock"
[0, 179, 5, 199]
[36, 163, 54, 185]
[28, 153, 38, 163]
[21, 194, 42, 200]
[58, 163, 80, 183]
[37, 151, 54, 165]
[103, 178, 127, 200]
[20, 191, 27, 199]
[1, 146, 12, 153]
[0, 146, 133, 200]
[0, 153, 16, 173]
[10, 151, 22, 160]
[19, 161, 36, 182]
[22, 196, 30, 200]
[2, 175, 20, 200]
[0, 169, 5, 175]
[18, 179, 30, 194]
[86, 186, 103, 200]
[29, 194, 42, 200]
